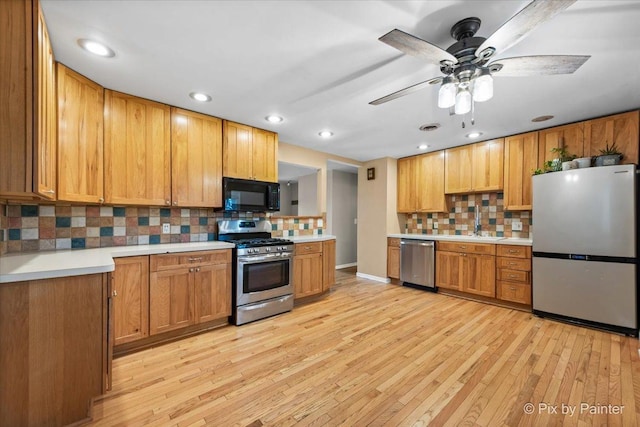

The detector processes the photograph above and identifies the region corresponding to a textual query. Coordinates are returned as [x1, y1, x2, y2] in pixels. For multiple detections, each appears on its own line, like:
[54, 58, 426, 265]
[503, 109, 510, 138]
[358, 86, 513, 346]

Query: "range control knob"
[265, 247, 271, 252]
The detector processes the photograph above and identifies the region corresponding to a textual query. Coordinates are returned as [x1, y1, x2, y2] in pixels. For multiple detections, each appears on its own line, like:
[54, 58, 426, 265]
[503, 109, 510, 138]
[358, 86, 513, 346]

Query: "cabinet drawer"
[295, 242, 322, 255]
[437, 241, 495, 255]
[497, 269, 529, 284]
[497, 257, 531, 271]
[497, 281, 531, 305]
[496, 245, 531, 259]
[150, 250, 231, 271]
[388, 237, 401, 248]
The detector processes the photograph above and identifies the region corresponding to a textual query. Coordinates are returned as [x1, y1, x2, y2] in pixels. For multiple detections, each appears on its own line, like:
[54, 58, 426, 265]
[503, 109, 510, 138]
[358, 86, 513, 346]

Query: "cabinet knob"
[43, 189, 55, 194]
[112, 290, 117, 297]
[173, 201, 178, 206]
[189, 268, 194, 273]
[98, 197, 104, 203]
[166, 200, 171, 205]
[196, 267, 201, 272]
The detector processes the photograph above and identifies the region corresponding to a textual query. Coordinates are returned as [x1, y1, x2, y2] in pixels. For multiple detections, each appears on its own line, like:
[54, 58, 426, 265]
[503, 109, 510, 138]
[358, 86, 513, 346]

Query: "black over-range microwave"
[222, 177, 280, 212]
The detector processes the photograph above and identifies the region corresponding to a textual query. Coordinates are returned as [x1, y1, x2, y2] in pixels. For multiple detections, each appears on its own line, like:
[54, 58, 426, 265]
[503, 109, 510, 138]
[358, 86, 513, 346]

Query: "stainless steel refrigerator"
[532, 164, 638, 336]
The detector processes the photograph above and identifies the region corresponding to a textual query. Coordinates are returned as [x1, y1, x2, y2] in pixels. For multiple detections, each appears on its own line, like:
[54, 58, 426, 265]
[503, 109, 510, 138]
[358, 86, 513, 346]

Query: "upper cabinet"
[171, 108, 223, 207]
[0, 0, 56, 200]
[504, 132, 539, 211]
[584, 111, 639, 164]
[416, 151, 446, 212]
[445, 139, 503, 194]
[223, 121, 278, 182]
[57, 64, 105, 203]
[104, 90, 172, 206]
[397, 156, 416, 213]
[538, 122, 584, 165]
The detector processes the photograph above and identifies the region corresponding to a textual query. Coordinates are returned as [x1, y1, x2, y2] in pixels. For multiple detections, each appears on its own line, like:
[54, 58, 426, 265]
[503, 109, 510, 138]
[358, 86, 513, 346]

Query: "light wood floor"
[88, 269, 640, 426]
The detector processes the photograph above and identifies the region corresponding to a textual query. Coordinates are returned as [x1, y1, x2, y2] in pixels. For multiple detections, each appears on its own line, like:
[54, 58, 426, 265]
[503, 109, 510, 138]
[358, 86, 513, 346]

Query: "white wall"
[298, 173, 318, 216]
[328, 170, 358, 267]
[276, 182, 298, 216]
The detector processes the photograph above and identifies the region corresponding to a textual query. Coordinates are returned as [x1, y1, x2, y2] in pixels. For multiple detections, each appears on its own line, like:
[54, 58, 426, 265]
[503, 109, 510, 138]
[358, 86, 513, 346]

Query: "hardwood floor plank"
[85, 273, 640, 426]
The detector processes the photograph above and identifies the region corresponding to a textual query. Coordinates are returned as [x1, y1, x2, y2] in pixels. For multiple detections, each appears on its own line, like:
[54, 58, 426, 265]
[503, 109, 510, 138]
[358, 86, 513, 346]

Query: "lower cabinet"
[112, 256, 149, 345]
[293, 240, 336, 299]
[194, 263, 232, 323]
[387, 237, 400, 279]
[496, 245, 532, 306]
[435, 241, 496, 298]
[150, 267, 195, 335]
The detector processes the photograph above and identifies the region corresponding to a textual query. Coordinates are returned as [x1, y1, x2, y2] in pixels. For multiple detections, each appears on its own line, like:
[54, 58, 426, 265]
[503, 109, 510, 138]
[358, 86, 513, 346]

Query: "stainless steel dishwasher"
[400, 239, 435, 290]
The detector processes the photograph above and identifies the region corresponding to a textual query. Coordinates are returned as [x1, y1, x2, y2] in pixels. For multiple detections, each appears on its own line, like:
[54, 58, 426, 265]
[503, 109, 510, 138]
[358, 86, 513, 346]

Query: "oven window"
[243, 259, 289, 293]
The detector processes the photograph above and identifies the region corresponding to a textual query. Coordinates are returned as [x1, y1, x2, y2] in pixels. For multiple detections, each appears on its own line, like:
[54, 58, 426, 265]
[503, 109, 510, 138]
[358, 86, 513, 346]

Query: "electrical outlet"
[512, 221, 523, 231]
[433, 222, 438, 229]
[162, 223, 170, 234]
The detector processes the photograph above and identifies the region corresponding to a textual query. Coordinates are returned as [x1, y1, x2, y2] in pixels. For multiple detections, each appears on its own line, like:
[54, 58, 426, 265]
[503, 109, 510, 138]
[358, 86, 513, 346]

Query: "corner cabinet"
[104, 90, 172, 206]
[57, 64, 105, 203]
[0, 0, 56, 201]
[171, 108, 223, 207]
[504, 132, 539, 211]
[223, 121, 278, 182]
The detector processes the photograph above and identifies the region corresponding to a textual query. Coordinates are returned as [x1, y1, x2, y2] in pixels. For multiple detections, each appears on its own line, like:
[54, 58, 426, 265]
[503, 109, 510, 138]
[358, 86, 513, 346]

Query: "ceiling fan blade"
[489, 55, 590, 76]
[369, 77, 442, 106]
[379, 29, 457, 64]
[476, 0, 577, 57]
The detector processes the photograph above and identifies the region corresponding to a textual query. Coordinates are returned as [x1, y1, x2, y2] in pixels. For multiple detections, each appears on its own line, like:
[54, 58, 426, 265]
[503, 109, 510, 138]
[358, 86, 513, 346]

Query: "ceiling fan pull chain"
[471, 99, 476, 126]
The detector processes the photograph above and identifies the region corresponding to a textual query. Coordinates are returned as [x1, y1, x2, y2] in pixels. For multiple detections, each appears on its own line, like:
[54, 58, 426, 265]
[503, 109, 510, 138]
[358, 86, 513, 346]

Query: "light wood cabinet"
[416, 151, 447, 212]
[584, 110, 639, 164]
[149, 250, 231, 335]
[171, 108, 223, 207]
[322, 239, 336, 291]
[471, 139, 504, 192]
[57, 64, 105, 203]
[496, 245, 532, 306]
[112, 256, 149, 345]
[538, 122, 584, 165]
[504, 132, 539, 211]
[435, 241, 496, 297]
[397, 157, 417, 213]
[104, 90, 171, 206]
[387, 238, 401, 279]
[0, 0, 57, 201]
[444, 145, 473, 194]
[223, 121, 278, 182]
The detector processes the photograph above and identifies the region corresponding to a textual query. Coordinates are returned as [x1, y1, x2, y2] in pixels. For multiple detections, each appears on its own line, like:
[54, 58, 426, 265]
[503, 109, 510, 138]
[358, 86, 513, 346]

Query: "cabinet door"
[435, 251, 460, 290]
[584, 111, 639, 164]
[444, 145, 473, 194]
[194, 263, 231, 323]
[57, 64, 105, 203]
[472, 139, 504, 192]
[397, 156, 416, 213]
[417, 151, 446, 212]
[104, 90, 171, 206]
[252, 128, 278, 182]
[293, 253, 323, 298]
[504, 132, 538, 211]
[387, 246, 400, 279]
[223, 121, 254, 180]
[113, 256, 149, 345]
[34, 2, 57, 200]
[538, 123, 584, 165]
[149, 268, 194, 335]
[171, 108, 223, 207]
[462, 254, 496, 298]
[322, 239, 336, 291]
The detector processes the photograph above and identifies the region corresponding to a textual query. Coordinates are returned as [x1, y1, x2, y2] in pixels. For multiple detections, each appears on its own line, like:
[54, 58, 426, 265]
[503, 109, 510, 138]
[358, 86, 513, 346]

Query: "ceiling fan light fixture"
[472, 68, 493, 102]
[437, 76, 456, 109]
[454, 87, 472, 115]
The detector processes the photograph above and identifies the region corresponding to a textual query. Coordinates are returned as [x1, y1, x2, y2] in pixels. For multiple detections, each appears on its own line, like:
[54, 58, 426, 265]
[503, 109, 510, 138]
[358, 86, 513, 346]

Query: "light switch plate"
[512, 221, 523, 231]
[433, 222, 438, 229]
[162, 223, 170, 234]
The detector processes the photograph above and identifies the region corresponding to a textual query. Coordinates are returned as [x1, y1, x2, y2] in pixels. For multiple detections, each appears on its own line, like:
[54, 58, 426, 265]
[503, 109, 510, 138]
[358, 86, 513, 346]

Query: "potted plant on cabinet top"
[533, 146, 577, 174]
[595, 143, 623, 166]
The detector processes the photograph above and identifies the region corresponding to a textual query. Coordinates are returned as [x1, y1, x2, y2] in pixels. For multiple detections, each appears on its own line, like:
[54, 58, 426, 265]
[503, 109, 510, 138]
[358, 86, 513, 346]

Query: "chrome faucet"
[474, 204, 481, 236]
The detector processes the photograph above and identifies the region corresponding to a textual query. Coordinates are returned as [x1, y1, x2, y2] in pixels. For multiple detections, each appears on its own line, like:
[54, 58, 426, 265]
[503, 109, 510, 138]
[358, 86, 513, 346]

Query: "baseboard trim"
[336, 262, 357, 269]
[356, 272, 391, 283]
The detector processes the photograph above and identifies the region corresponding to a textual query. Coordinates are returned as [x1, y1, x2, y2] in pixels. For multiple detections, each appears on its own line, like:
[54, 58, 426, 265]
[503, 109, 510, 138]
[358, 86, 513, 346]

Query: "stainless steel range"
[217, 219, 294, 325]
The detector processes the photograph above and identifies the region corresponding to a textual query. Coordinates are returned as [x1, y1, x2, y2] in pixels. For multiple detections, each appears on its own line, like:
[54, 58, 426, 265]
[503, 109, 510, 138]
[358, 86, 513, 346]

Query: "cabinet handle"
[42, 189, 55, 194]
[509, 274, 518, 278]
[459, 245, 467, 249]
[510, 286, 516, 291]
[112, 290, 117, 297]
[508, 249, 518, 253]
[304, 246, 311, 250]
[188, 257, 203, 262]
[508, 262, 517, 265]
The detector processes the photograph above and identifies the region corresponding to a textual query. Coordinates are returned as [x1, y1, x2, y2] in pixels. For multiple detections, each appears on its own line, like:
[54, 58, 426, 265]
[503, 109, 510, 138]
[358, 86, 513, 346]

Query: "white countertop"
[0, 241, 234, 284]
[388, 233, 532, 246]
[287, 235, 336, 243]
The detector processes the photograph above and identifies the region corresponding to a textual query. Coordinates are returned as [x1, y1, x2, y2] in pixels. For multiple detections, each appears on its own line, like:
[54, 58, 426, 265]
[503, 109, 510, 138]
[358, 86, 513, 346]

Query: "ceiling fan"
[369, 0, 590, 116]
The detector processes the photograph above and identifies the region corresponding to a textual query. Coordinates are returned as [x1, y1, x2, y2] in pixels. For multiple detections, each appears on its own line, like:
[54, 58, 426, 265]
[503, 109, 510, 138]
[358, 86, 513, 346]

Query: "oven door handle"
[238, 254, 292, 264]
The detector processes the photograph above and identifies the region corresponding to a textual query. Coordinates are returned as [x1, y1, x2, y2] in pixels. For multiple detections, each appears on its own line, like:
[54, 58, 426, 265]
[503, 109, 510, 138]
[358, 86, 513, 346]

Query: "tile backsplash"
[403, 193, 531, 238]
[0, 204, 325, 254]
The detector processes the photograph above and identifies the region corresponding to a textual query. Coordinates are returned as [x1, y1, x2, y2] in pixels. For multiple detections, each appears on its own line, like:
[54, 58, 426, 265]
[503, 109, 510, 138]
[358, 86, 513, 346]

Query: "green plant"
[599, 143, 623, 157]
[532, 168, 544, 175]
[550, 146, 577, 162]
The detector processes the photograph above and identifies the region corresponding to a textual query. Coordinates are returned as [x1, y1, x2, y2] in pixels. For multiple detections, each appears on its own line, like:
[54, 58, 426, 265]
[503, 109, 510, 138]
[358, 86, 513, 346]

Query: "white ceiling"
[41, 1, 640, 162]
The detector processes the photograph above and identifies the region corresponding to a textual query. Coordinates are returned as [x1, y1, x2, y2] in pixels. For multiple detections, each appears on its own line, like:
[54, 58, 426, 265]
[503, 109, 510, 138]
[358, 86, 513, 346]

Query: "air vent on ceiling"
[531, 115, 554, 123]
[419, 123, 440, 132]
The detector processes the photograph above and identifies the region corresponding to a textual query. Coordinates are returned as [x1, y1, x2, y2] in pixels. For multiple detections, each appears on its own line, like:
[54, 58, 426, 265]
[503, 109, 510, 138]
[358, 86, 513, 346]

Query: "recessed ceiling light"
[265, 115, 283, 123]
[532, 115, 554, 122]
[466, 131, 483, 139]
[418, 144, 429, 150]
[77, 39, 115, 57]
[318, 130, 333, 138]
[189, 92, 212, 102]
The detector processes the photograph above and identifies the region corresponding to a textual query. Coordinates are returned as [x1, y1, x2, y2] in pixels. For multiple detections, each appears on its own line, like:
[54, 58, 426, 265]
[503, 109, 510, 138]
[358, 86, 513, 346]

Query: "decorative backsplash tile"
[0, 204, 7, 256]
[270, 216, 324, 237]
[403, 193, 532, 238]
